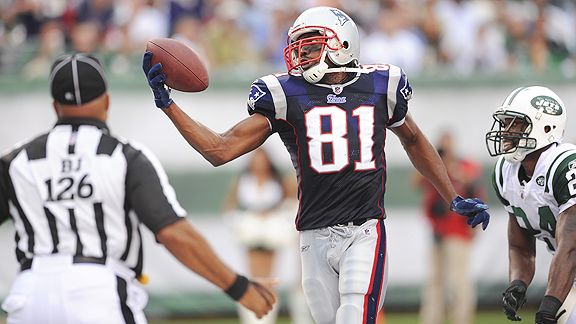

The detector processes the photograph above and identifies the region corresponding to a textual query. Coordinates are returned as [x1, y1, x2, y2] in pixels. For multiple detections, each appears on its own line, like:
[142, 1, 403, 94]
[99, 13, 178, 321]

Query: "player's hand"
[502, 280, 527, 321]
[450, 195, 490, 230]
[535, 295, 564, 324]
[142, 51, 173, 109]
[239, 279, 277, 319]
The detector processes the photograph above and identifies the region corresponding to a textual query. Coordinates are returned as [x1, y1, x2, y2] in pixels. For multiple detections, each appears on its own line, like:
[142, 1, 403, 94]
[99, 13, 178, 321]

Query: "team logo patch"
[248, 84, 266, 110]
[327, 94, 346, 104]
[330, 8, 350, 26]
[400, 76, 413, 100]
[536, 176, 545, 186]
[531, 96, 563, 115]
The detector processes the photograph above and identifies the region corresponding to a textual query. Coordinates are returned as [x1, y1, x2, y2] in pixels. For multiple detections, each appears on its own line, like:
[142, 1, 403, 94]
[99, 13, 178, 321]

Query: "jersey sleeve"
[0, 158, 9, 225]
[385, 65, 412, 128]
[246, 76, 286, 132]
[492, 157, 513, 213]
[548, 152, 576, 213]
[123, 143, 186, 234]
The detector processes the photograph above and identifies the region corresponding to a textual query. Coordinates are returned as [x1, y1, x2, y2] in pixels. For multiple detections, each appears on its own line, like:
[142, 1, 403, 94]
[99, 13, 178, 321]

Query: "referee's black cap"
[50, 53, 108, 106]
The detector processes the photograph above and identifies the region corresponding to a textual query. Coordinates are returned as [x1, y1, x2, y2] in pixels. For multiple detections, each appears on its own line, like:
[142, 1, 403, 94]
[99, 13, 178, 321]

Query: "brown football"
[146, 38, 209, 92]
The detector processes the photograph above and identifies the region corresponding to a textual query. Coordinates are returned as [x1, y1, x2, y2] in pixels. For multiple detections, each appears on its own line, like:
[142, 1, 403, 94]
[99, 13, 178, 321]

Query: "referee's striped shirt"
[0, 118, 186, 275]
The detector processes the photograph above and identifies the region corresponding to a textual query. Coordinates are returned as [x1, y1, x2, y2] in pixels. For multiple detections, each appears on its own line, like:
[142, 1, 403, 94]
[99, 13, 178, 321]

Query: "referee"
[0, 54, 275, 323]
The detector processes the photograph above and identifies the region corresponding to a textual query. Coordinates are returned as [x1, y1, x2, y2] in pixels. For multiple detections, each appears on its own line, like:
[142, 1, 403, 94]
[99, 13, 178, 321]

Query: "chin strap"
[300, 50, 367, 83]
[324, 66, 368, 74]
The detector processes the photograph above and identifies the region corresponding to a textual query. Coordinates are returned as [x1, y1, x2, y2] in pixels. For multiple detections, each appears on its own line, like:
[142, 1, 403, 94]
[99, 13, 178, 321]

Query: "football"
[146, 38, 209, 92]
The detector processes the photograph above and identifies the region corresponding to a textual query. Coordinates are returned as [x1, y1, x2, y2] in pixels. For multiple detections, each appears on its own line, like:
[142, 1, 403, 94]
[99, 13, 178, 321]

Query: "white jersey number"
[566, 169, 576, 196]
[305, 106, 375, 173]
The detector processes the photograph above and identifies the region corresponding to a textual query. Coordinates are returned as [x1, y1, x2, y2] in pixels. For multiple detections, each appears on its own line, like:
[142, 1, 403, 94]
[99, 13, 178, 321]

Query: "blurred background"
[1, 0, 575, 323]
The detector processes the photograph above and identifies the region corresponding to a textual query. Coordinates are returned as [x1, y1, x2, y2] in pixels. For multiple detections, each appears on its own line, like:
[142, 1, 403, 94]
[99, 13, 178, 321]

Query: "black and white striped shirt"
[0, 118, 186, 275]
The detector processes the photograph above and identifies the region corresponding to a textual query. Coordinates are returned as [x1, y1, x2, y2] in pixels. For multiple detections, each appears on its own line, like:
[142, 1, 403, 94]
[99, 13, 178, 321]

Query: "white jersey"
[493, 142, 576, 253]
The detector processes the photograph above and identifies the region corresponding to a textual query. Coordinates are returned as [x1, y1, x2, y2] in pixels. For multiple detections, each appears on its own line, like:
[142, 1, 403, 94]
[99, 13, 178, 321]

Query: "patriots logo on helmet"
[248, 84, 266, 110]
[329, 8, 349, 26]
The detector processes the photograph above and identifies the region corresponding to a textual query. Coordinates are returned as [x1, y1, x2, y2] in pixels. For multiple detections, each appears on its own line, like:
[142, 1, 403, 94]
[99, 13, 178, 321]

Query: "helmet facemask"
[283, 27, 344, 83]
[486, 111, 537, 162]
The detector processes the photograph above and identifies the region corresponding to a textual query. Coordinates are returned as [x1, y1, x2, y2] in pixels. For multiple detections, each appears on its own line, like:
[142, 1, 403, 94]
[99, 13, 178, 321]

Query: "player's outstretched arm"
[536, 205, 576, 323]
[157, 219, 276, 318]
[142, 52, 271, 166]
[162, 103, 271, 166]
[391, 114, 457, 203]
[391, 114, 490, 229]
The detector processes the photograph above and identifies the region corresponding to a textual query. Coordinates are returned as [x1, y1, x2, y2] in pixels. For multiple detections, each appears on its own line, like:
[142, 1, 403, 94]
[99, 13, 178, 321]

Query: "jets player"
[143, 6, 490, 324]
[487, 86, 576, 324]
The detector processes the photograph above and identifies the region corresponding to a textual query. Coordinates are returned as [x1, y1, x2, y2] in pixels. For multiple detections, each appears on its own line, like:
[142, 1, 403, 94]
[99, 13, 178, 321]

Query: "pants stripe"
[363, 219, 387, 324]
[116, 276, 136, 324]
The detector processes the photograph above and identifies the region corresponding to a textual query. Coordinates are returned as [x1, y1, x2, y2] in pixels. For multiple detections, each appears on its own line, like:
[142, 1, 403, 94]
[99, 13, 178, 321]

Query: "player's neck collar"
[55, 117, 109, 133]
[314, 72, 360, 89]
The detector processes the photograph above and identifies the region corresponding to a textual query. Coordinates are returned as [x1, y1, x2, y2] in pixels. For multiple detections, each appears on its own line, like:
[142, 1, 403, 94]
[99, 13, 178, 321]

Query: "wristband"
[538, 295, 563, 317]
[225, 274, 249, 301]
[509, 279, 528, 290]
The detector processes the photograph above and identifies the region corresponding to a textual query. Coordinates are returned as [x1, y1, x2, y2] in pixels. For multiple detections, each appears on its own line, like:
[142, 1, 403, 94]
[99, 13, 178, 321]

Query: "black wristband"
[538, 295, 562, 315]
[510, 280, 528, 290]
[225, 274, 249, 301]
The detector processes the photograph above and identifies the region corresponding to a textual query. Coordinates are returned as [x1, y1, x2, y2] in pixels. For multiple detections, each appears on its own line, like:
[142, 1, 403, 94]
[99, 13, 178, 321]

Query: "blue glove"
[142, 51, 173, 109]
[450, 195, 490, 230]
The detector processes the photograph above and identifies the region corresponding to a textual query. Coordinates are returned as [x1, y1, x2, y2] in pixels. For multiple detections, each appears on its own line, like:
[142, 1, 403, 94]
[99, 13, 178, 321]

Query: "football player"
[143, 6, 490, 324]
[487, 86, 576, 324]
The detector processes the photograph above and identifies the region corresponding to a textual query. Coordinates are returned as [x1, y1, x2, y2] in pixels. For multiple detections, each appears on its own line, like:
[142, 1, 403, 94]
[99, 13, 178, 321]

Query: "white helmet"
[486, 86, 567, 163]
[283, 7, 360, 83]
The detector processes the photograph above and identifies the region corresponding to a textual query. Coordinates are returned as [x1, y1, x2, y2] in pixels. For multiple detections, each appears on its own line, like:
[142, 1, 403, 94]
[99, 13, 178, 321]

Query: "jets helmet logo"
[330, 8, 349, 26]
[248, 84, 266, 110]
[531, 96, 563, 115]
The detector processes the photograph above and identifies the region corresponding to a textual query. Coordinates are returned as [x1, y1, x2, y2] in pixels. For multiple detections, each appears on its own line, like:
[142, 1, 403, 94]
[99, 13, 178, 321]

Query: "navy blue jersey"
[247, 64, 412, 230]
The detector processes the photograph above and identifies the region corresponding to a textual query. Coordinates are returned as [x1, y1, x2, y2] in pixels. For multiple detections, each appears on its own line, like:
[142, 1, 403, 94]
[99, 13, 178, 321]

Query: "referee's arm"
[157, 219, 237, 290]
[125, 146, 239, 288]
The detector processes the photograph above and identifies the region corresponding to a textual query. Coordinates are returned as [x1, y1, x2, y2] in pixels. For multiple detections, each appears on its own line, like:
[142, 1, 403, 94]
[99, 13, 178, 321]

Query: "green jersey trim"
[492, 157, 510, 206]
[550, 152, 576, 205]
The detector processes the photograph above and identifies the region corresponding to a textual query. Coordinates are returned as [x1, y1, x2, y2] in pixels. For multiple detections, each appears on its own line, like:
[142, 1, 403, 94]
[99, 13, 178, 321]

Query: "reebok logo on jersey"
[248, 84, 266, 110]
[531, 96, 562, 115]
[327, 94, 346, 104]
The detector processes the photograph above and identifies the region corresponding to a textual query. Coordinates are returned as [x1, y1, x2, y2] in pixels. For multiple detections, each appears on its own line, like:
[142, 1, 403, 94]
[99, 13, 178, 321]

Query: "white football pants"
[300, 219, 388, 324]
[1, 255, 148, 324]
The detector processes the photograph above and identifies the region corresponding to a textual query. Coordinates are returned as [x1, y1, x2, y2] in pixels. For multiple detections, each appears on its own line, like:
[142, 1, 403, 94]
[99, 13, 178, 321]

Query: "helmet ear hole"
[342, 41, 349, 49]
[545, 125, 551, 133]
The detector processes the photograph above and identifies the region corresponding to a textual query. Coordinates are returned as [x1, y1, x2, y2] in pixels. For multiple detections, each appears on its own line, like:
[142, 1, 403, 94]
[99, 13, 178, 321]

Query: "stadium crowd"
[0, 0, 575, 79]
